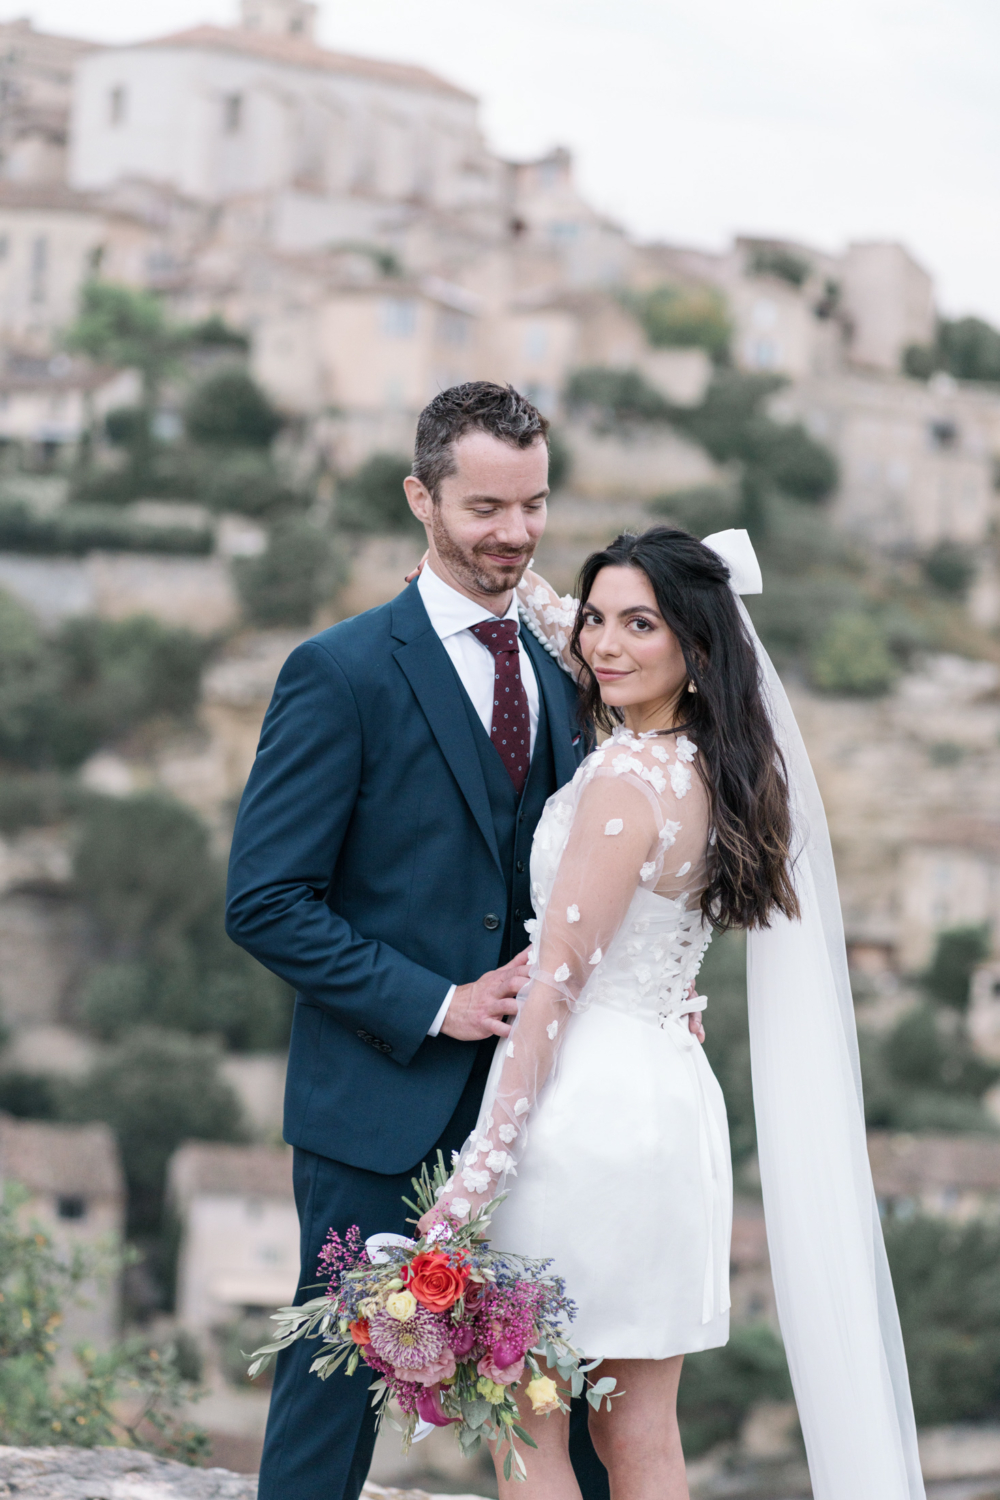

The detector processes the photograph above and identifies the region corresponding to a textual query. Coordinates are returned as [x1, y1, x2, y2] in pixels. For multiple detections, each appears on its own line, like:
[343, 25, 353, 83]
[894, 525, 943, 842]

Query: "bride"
[421, 525, 924, 1500]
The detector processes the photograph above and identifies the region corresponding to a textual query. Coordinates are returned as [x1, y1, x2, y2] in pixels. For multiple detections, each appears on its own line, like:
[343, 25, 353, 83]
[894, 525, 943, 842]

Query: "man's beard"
[430, 508, 530, 597]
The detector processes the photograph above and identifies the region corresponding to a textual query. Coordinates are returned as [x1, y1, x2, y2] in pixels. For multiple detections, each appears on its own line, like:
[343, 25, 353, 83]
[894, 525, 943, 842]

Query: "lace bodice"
[436, 726, 715, 1225]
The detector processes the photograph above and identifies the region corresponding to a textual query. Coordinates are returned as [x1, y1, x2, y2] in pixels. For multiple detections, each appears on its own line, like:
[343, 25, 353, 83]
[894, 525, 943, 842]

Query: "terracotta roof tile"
[0, 1114, 123, 1199]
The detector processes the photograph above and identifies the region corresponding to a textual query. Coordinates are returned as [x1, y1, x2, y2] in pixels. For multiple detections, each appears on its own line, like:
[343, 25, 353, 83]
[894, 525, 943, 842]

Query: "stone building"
[169, 1141, 299, 1335]
[0, 18, 94, 187]
[0, 1112, 125, 1349]
[868, 1130, 1000, 1222]
[897, 818, 1000, 972]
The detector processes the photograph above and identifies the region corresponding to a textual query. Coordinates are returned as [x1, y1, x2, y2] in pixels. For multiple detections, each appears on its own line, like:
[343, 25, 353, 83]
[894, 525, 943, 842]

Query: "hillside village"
[4, 0, 1000, 1490]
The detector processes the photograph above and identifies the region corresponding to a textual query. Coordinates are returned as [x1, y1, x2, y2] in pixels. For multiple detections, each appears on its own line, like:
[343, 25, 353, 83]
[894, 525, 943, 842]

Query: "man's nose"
[494, 507, 532, 546]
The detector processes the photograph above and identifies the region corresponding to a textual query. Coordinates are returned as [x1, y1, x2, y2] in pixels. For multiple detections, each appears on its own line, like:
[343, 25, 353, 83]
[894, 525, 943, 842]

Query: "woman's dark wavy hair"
[570, 525, 799, 932]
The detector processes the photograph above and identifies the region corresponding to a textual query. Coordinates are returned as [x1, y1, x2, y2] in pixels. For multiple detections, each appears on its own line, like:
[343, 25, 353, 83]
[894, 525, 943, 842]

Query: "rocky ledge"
[0, 1448, 487, 1500]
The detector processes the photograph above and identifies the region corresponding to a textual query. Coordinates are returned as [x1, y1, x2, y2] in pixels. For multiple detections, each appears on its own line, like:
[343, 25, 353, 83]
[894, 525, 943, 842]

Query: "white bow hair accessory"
[701, 528, 763, 596]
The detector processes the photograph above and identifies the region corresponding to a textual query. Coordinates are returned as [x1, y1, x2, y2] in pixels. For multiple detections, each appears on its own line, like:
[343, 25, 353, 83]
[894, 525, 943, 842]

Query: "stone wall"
[0, 1447, 487, 1500]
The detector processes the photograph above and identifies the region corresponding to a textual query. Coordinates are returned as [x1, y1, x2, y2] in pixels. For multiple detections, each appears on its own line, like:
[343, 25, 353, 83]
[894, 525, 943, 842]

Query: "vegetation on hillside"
[0, 1184, 207, 1457]
[904, 315, 1000, 384]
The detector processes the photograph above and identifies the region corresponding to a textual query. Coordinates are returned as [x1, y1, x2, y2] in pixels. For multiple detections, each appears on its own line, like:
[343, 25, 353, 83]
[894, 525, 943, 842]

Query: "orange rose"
[403, 1252, 470, 1312]
[348, 1318, 371, 1345]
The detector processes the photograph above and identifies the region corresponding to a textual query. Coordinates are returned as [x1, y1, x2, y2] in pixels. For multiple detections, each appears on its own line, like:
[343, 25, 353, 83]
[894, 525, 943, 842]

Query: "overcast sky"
[8, 0, 1000, 322]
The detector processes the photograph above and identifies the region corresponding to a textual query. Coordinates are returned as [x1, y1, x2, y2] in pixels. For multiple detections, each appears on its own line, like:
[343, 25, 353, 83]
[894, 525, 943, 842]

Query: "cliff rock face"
[0, 1447, 485, 1500]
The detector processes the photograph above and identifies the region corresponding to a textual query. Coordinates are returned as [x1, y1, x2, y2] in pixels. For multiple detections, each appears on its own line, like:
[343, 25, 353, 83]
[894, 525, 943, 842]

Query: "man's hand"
[441, 948, 531, 1041]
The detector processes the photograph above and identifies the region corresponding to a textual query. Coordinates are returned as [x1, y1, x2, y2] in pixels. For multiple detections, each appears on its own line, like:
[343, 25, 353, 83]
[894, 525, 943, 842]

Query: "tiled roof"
[868, 1130, 1000, 1194]
[168, 1141, 294, 1205]
[136, 26, 474, 102]
[0, 1114, 123, 1199]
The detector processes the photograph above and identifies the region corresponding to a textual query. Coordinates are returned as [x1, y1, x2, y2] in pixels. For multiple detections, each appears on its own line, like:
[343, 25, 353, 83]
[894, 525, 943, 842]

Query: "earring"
[687, 680, 697, 694]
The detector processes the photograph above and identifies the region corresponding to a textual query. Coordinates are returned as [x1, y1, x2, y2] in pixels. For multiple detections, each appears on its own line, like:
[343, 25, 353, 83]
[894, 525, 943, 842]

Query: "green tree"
[746, 245, 812, 286]
[627, 284, 731, 361]
[0, 589, 60, 765]
[678, 1324, 792, 1456]
[337, 452, 418, 533]
[74, 794, 292, 1052]
[923, 924, 991, 1011]
[184, 368, 283, 448]
[884, 1215, 1000, 1425]
[68, 1029, 245, 1235]
[922, 541, 976, 599]
[905, 316, 1000, 384]
[809, 613, 898, 696]
[233, 518, 345, 626]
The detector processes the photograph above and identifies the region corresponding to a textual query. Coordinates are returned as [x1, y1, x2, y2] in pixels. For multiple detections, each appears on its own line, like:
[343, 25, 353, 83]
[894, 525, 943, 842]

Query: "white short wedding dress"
[442, 702, 732, 1359]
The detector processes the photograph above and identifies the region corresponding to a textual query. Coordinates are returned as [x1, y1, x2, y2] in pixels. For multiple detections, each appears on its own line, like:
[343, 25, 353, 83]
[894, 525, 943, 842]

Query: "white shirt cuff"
[428, 984, 456, 1038]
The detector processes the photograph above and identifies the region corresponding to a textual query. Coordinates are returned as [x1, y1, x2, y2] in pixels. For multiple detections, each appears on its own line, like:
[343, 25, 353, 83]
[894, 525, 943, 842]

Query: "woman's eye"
[629, 617, 654, 632]
[581, 611, 601, 627]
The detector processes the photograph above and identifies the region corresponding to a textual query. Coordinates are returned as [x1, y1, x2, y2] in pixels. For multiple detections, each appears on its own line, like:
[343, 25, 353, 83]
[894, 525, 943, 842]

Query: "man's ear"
[404, 475, 433, 525]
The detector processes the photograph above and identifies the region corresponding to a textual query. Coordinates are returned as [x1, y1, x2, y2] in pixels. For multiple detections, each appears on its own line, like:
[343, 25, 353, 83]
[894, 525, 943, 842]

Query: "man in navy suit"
[226, 382, 608, 1499]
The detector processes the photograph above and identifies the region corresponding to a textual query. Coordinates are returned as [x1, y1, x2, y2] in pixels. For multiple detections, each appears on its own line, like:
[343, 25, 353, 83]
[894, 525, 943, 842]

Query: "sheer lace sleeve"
[517, 567, 579, 678]
[436, 741, 701, 1224]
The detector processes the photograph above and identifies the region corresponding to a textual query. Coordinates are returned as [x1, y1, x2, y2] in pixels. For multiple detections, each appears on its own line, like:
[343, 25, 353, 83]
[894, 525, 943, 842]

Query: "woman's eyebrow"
[617, 605, 660, 619]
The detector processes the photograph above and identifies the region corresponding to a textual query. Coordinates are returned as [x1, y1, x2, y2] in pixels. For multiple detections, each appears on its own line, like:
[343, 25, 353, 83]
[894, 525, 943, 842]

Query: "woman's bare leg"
[492, 1397, 581, 1500]
[588, 1356, 688, 1500]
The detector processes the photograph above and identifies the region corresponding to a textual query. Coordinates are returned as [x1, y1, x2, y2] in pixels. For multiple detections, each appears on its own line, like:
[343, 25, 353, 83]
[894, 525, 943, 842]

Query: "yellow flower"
[477, 1376, 505, 1402]
[384, 1289, 417, 1322]
[525, 1375, 561, 1414]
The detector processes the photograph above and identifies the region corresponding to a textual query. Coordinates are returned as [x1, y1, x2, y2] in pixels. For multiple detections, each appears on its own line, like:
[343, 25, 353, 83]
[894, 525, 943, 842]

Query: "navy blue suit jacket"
[225, 580, 583, 1175]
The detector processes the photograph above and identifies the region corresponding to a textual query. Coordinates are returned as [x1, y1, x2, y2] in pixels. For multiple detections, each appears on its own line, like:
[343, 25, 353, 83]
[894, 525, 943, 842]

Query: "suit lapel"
[522, 628, 580, 790]
[391, 584, 502, 873]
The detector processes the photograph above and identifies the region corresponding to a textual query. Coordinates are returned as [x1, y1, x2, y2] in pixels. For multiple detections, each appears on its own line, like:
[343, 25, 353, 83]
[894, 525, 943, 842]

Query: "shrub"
[0, 499, 213, 556]
[922, 541, 975, 599]
[0, 1184, 207, 1457]
[337, 452, 418, 534]
[0, 773, 85, 834]
[0, 1072, 60, 1119]
[759, 421, 838, 502]
[648, 485, 741, 538]
[233, 519, 345, 626]
[923, 925, 991, 1011]
[629, 284, 732, 360]
[74, 795, 293, 1053]
[746, 245, 812, 286]
[184, 369, 283, 448]
[809, 612, 898, 696]
[678, 1324, 792, 1456]
[67, 1029, 245, 1235]
[0, 589, 60, 765]
[884, 1216, 1000, 1425]
[564, 366, 671, 427]
[104, 405, 148, 448]
[197, 448, 308, 520]
[546, 426, 571, 492]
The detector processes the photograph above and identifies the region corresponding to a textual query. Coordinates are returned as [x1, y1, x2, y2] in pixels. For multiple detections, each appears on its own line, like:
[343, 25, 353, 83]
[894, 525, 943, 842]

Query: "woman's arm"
[517, 567, 580, 678]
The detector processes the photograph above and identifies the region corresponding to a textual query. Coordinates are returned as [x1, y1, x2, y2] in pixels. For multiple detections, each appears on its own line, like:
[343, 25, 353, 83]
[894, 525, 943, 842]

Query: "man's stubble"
[430, 505, 531, 600]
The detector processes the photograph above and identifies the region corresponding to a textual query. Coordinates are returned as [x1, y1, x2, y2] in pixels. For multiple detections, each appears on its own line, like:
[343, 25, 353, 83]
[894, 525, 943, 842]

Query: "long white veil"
[702, 530, 925, 1500]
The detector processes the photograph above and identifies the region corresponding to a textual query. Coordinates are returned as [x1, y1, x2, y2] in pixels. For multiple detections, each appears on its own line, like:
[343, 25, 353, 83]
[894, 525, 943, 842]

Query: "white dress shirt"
[417, 562, 540, 1036]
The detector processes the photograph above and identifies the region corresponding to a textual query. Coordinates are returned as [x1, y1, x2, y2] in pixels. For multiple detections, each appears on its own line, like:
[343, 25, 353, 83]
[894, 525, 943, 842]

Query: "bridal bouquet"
[248, 1154, 616, 1482]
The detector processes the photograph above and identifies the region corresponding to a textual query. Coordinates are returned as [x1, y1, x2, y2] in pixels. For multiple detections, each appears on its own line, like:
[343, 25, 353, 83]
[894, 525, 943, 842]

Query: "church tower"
[240, 0, 318, 41]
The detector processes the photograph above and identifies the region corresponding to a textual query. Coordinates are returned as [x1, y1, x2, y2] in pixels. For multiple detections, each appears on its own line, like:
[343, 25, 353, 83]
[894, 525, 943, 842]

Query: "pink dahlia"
[394, 1346, 457, 1386]
[369, 1304, 446, 1371]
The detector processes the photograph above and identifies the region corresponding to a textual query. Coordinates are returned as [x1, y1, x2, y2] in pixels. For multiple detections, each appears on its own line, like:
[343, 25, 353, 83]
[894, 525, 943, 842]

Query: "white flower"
[650, 745, 669, 763]
[486, 1115, 494, 1128]
[523, 917, 539, 937]
[499, 1124, 517, 1143]
[514, 1097, 530, 1115]
[635, 964, 651, 983]
[640, 861, 657, 882]
[506, 1041, 515, 1057]
[554, 963, 570, 982]
[642, 765, 667, 795]
[566, 904, 580, 924]
[675, 735, 697, 763]
[486, 1150, 511, 1174]
[450, 1198, 471, 1218]
[546, 1019, 559, 1040]
[589, 948, 602, 965]
[659, 819, 682, 848]
[474, 1134, 492, 1152]
[676, 860, 692, 877]
[604, 818, 624, 836]
[669, 761, 692, 798]
[450, 1150, 461, 1165]
[464, 1152, 480, 1168]
[462, 1168, 490, 1194]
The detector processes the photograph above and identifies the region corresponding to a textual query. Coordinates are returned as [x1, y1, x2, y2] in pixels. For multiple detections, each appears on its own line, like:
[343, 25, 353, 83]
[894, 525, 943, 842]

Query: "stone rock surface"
[0, 1448, 486, 1500]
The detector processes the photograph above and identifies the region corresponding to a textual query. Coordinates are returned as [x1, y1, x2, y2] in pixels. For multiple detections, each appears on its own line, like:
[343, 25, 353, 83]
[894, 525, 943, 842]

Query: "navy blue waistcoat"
[225, 580, 584, 1174]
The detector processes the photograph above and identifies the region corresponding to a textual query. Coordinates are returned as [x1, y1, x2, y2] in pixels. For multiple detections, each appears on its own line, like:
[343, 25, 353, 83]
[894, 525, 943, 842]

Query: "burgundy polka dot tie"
[470, 618, 530, 796]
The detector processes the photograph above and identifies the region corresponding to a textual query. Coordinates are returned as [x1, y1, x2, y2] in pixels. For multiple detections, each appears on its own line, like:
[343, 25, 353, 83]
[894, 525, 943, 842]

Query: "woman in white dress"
[422, 525, 925, 1500]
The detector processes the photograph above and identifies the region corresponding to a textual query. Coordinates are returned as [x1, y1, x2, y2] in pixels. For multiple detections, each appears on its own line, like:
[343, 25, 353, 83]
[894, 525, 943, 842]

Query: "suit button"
[483, 913, 501, 931]
[516, 860, 524, 874]
[519, 812, 526, 823]
[514, 908, 523, 921]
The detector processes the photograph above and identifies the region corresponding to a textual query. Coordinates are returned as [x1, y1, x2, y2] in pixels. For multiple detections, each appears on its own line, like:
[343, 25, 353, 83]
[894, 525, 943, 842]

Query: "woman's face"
[578, 565, 690, 722]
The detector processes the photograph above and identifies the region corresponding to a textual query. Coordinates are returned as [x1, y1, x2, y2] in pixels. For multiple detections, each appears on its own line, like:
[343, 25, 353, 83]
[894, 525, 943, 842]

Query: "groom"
[226, 382, 608, 1500]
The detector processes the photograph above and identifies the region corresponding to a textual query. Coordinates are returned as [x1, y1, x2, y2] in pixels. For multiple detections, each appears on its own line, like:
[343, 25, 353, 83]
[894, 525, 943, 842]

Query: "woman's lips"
[594, 667, 631, 681]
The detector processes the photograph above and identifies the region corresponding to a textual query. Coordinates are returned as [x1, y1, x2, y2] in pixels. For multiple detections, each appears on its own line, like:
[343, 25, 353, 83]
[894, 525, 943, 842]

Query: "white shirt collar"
[417, 561, 520, 642]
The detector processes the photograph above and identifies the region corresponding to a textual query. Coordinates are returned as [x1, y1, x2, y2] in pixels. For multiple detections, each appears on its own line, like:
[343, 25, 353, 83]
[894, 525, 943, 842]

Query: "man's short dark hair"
[412, 382, 549, 500]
